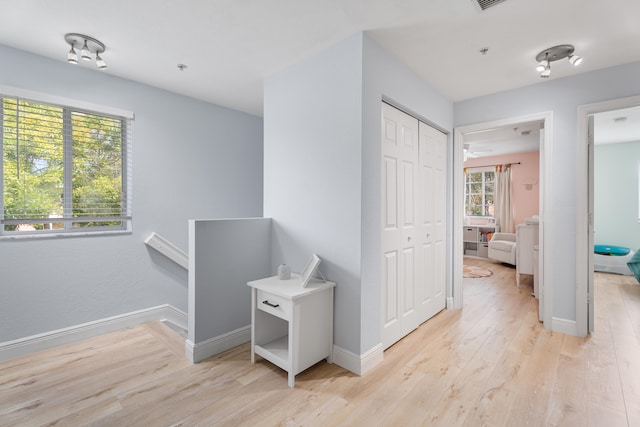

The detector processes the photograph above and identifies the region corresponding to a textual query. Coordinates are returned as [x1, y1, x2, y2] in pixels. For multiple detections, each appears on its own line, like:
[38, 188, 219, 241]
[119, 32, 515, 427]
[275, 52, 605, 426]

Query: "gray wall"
[264, 33, 364, 354]
[263, 33, 453, 355]
[454, 61, 640, 321]
[188, 218, 271, 345]
[594, 141, 640, 250]
[0, 45, 264, 342]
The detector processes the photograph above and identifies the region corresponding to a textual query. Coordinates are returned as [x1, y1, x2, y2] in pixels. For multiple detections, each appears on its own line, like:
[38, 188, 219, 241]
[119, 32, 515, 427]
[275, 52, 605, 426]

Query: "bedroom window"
[465, 169, 495, 217]
[1, 94, 132, 237]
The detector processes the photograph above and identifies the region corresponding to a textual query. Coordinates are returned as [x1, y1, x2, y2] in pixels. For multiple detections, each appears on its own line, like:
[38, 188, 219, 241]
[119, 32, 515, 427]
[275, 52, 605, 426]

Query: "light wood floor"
[2, 259, 639, 426]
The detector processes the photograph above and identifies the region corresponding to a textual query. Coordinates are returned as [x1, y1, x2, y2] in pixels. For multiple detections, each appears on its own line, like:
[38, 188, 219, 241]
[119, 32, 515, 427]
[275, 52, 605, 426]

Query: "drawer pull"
[262, 300, 279, 308]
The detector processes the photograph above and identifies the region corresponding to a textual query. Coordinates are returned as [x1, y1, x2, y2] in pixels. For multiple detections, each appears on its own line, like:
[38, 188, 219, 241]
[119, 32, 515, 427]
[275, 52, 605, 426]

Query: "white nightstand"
[248, 275, 335, 387]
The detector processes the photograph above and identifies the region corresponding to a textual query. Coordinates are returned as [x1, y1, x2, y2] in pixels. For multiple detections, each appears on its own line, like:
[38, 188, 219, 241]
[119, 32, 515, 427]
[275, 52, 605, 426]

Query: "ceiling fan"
[464, 143, 480, 159]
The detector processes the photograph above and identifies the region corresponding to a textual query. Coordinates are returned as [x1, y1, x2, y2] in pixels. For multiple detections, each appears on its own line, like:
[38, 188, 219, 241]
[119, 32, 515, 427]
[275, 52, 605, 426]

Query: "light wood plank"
[588, 402, 628, 427]
[0, 258, 638, 426]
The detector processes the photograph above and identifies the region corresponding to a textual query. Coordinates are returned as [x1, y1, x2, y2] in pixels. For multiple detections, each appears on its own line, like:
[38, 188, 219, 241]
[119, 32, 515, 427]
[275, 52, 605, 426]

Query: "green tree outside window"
[2, 97, 128, 234]
[464, 170, 494, 217]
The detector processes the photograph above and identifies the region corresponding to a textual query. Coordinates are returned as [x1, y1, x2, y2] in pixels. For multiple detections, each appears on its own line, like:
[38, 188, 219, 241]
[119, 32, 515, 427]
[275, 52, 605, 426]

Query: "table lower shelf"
[254, 335, 289, 371]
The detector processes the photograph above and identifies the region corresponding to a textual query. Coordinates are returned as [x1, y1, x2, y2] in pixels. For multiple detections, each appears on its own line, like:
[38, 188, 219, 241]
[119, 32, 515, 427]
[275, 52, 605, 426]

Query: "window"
[1, 94, 132, 236]
[464, 169, 494, 217]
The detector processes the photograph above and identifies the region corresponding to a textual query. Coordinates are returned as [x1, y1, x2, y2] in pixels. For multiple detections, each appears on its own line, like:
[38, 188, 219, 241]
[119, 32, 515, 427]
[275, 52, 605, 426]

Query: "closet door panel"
[419, 121, 447, 317]
[383, 250, 399, 327]
[382, 103, 446, 349]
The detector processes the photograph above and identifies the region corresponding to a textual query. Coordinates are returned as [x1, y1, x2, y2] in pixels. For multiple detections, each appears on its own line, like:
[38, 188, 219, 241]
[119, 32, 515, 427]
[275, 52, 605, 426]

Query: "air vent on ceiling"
[475, 0, 508, 11]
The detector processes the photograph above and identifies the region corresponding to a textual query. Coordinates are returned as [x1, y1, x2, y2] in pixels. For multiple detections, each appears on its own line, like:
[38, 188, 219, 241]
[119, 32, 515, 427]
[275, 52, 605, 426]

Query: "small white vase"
[277, 264, 291, 280]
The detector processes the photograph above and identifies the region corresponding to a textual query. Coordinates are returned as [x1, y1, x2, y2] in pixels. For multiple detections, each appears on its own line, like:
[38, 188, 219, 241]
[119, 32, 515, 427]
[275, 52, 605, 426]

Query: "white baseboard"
[446, 297, 454, 309]
[185, 325, 251, 363]
[0, 304, 187, 362]
[332, 343, 384, 376]
[551, 317, 578, 336]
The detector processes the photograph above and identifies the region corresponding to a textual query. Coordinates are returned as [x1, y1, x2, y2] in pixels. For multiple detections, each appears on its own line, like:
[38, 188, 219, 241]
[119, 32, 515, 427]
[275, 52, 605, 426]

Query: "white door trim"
[576, 94, 640, 337]
[453, 112, 553, 328]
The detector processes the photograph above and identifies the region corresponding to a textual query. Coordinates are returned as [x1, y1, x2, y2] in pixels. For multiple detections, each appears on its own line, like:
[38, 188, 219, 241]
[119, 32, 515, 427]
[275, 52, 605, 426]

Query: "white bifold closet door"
[382, 102, 447, 349]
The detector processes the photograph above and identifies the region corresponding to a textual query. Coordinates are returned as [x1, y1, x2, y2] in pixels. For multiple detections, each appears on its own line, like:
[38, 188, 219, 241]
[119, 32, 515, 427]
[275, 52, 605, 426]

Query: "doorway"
[453, 112, 552, 326]
[576, 96, 640, 335]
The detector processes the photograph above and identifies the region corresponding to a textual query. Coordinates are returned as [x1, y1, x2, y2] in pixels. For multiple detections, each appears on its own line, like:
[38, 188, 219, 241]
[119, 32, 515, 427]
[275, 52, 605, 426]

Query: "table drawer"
[257, 289, 291, 321]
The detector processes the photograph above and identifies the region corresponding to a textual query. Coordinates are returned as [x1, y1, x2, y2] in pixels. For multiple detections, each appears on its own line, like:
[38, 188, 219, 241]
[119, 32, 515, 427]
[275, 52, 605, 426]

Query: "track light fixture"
[534, 44, 581, 78]
[535, 58, 548, 73]
[67, 43, 78, 64]
[95, 53, 107, 70]
[64, 33, 107, 70]
[568, 54, 583, 66]
[80, 39, 91, 61]
[540, 64, 551, 78]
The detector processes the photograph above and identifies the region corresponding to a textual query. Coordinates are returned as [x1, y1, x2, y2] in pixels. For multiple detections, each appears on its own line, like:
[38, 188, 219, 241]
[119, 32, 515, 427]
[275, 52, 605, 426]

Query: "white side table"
[248, 275, 336, 387]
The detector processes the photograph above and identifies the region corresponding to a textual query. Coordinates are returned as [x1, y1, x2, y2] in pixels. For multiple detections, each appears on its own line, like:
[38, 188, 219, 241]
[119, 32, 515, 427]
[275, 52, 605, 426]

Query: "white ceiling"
[463, 120, 542, 158]
[1, 0, 639, 118]
[594, 106, 640, 145]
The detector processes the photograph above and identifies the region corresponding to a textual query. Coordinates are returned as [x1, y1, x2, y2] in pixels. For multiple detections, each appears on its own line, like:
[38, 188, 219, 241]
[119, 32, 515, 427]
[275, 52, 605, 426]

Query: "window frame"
[464, 167, 495, 218]
[0, 85, 133, 239]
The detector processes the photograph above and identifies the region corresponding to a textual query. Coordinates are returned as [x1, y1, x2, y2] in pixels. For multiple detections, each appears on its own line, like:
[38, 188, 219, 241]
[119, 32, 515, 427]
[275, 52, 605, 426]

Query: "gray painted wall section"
[594, 141, 640, 250]
[454, 61, 640, 321]
[188, 218, 271, 344]
[0, 45, 264, 342]
[264, 34, 364, 354]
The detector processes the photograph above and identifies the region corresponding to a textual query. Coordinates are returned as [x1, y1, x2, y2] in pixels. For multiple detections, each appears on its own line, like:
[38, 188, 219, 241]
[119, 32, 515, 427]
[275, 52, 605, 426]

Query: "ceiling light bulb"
[95, 53, 107, 70]
[81, 40, 91, 61]
[536, 60, 548, 73]
[540, 65, 551, 78]
[67, 44, 78, 64]
[569, 54, 582, 66]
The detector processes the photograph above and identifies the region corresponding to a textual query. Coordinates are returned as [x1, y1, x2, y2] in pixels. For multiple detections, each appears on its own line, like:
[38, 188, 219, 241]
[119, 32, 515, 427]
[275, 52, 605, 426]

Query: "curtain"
[494, 164, 513, 233]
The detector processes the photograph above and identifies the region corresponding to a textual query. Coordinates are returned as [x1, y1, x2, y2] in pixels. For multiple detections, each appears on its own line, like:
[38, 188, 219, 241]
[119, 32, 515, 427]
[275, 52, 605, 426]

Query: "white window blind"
[1, 94, 132, 236]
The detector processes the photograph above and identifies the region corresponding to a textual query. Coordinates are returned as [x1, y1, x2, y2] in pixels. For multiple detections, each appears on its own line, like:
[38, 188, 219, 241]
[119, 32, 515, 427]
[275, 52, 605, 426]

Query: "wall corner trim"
[332, 343, 384, 376]
[186, 325, 251, 363]
[0, 304, 187, 362]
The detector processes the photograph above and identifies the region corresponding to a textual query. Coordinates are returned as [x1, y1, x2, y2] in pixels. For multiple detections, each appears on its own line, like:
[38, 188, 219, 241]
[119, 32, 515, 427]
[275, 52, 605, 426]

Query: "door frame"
[576, 94, 640, 336]
[453, 111, 553, 328]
